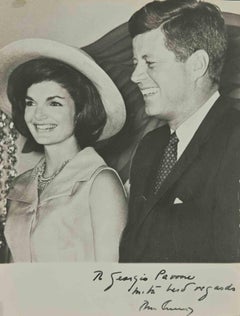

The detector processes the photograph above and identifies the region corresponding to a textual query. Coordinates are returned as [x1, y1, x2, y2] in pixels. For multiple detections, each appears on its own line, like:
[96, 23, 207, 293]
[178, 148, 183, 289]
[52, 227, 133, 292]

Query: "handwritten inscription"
[139, 299, 194, 316]
[93, 269, 235, 301]
[93, 270, 148, 291]
[161, 300, 194, 316]
[139, 300, 157, 311]
[92, 269, 236, 315]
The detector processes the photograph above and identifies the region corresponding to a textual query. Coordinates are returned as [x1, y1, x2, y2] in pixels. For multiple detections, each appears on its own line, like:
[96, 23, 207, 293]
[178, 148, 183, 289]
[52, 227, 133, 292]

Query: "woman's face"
[24, 81, 76, 146]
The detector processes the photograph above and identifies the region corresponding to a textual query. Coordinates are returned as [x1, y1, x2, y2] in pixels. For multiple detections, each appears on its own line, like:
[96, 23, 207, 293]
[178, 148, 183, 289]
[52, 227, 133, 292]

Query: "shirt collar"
[7, 147, 106, 203]
[173, 91, 220, 158]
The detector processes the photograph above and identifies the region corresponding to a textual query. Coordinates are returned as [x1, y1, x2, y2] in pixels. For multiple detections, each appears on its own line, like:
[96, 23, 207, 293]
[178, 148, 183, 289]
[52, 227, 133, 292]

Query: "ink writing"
[92, 268, 237, 315]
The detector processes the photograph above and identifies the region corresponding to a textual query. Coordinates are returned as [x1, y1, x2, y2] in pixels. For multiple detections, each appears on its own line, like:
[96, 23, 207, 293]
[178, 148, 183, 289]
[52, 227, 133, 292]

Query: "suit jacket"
[119, 96, 240, 262]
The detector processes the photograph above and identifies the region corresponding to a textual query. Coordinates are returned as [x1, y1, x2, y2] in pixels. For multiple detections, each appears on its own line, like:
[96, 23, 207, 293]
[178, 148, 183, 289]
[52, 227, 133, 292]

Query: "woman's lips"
[33, 123, 57, 131]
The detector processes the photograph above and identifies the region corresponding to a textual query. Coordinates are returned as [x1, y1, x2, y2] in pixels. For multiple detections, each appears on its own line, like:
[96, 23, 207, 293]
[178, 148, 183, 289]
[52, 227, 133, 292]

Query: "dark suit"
[119, 96, 240, 262]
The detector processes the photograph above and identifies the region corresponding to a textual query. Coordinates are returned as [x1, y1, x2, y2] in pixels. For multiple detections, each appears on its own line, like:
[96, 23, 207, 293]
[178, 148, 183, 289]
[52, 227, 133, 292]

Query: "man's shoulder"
[201, 95, 240, 137]
[228, 99, 240, 120]
[220, 97, 240, 131]
[223, 105, 240, 150]
[219, 94, 240, 112]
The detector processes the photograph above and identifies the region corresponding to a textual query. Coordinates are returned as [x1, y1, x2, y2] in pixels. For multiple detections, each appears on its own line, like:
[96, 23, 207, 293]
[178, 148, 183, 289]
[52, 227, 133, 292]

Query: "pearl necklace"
[37, 159, 69, 194]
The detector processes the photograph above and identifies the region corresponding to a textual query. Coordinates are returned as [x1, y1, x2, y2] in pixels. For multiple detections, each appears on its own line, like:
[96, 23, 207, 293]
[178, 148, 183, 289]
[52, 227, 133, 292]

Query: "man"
[119, 0, 240, 262]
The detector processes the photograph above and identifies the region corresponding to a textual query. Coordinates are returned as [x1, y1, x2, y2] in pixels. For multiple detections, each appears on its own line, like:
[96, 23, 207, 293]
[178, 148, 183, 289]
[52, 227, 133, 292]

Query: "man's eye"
[146, 61, 155, 69]
[132, 61, 137, 68]
[50, 101, 62, 107]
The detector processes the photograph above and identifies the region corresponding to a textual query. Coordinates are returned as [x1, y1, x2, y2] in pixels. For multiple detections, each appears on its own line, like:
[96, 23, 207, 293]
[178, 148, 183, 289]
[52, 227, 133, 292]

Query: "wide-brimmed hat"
[0, 38, 126, 140]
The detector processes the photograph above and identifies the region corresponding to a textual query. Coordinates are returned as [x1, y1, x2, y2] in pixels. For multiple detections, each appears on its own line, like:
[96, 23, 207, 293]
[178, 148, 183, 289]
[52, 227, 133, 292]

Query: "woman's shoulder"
[86, 147, 125, 193]
[90, 165, 126, 198]
[91, 164, 122, 184]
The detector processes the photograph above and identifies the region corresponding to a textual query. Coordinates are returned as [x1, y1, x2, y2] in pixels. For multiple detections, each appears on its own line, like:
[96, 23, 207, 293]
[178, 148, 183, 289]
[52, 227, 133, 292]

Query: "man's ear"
[187, 49, 209, 81]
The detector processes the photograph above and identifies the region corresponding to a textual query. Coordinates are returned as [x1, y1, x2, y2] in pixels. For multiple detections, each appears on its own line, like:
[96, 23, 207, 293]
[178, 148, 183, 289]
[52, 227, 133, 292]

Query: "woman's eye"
[25, 100, 34, 107]
[50, 101, 62, 107]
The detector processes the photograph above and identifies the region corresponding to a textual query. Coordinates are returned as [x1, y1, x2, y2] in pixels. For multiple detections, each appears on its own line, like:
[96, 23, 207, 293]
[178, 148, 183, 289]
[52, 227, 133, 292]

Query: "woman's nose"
[34, 105, 47, 120]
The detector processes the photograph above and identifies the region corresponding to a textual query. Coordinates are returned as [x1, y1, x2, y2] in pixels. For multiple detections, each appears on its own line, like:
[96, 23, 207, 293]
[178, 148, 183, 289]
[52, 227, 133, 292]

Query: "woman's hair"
[7, 57, 107, 150]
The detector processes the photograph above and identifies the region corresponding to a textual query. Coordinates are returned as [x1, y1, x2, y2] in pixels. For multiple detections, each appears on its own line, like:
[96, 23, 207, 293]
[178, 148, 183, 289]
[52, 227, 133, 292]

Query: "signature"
[162, 300, 194, 316]
[139, 299, 194, 316]
[139, 300, 157, 311]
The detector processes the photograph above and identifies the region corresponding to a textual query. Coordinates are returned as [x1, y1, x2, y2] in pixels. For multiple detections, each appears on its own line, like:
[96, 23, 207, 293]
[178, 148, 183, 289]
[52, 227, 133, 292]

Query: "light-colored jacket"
[5, 147, 120, 262]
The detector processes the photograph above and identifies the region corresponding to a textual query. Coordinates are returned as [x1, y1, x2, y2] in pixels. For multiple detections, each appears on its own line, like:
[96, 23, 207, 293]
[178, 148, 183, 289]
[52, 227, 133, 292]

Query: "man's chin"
[145, 104, 160, 117]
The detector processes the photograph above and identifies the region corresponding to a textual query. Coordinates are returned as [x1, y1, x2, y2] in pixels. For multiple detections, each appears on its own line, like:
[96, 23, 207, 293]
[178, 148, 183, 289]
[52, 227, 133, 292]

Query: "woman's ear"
[92, 127, 101, 135]
[187, 49, 209, 81]
[74, 112, 81, 126]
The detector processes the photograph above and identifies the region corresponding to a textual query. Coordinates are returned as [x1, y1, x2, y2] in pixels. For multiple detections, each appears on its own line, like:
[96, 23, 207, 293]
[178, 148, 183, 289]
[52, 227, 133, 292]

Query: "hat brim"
[0, 38, 126, 140]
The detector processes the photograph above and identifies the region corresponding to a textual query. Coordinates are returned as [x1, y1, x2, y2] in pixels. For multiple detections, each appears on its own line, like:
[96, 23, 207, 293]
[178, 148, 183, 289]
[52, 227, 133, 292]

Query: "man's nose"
[131, 64, 146, 84]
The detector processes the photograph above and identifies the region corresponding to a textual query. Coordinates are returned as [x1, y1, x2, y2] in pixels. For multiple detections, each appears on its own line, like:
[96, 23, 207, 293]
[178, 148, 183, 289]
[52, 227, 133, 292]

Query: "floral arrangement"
[0, 110, 18, 250]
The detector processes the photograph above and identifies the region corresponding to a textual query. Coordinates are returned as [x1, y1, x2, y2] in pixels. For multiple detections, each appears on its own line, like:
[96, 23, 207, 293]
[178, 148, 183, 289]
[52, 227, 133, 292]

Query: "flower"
[0, 109, 18, 249]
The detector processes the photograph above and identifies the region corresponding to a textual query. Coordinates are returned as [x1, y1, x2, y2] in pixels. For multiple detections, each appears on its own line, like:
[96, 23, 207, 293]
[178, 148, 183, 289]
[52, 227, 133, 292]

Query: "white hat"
[0, 38, 126, 140]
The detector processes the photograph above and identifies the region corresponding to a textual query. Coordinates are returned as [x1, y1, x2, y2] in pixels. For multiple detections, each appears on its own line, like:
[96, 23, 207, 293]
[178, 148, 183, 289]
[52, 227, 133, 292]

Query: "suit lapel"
[136, 96, 229, 229]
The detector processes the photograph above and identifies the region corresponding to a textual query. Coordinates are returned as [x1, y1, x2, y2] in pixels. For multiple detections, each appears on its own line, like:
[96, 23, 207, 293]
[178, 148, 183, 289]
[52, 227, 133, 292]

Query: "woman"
[0, 38, 127, 262]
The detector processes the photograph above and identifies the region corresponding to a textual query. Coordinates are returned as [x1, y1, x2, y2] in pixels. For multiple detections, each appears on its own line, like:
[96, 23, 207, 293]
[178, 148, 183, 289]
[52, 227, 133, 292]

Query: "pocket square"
[173, 197, 183, 204]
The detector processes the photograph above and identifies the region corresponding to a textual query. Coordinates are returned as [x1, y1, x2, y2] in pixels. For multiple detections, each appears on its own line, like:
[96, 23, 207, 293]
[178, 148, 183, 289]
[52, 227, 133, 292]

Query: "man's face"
[131, 28, 191, 122]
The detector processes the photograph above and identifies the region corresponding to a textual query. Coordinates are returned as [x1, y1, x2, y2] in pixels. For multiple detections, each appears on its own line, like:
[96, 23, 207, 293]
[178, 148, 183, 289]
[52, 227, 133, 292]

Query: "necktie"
[154, 132, 179, 195]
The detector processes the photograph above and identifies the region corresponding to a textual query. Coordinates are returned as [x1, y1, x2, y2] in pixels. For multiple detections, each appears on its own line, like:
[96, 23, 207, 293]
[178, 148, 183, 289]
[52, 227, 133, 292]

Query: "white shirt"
[174, 91, 220, 159]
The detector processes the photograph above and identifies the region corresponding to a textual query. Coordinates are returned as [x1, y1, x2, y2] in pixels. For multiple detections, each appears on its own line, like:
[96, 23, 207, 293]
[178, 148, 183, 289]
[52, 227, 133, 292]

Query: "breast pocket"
[170, 198, 213, 260]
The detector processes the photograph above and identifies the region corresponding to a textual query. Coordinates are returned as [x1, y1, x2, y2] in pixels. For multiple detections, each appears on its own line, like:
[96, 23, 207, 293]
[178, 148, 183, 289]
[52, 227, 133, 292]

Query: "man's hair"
[129, 0, 228, 85]
[7, 58, 107, 150]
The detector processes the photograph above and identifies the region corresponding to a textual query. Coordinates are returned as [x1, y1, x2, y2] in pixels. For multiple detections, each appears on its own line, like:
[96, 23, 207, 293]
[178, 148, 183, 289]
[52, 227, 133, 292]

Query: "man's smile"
[140, 87, 159, 97]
